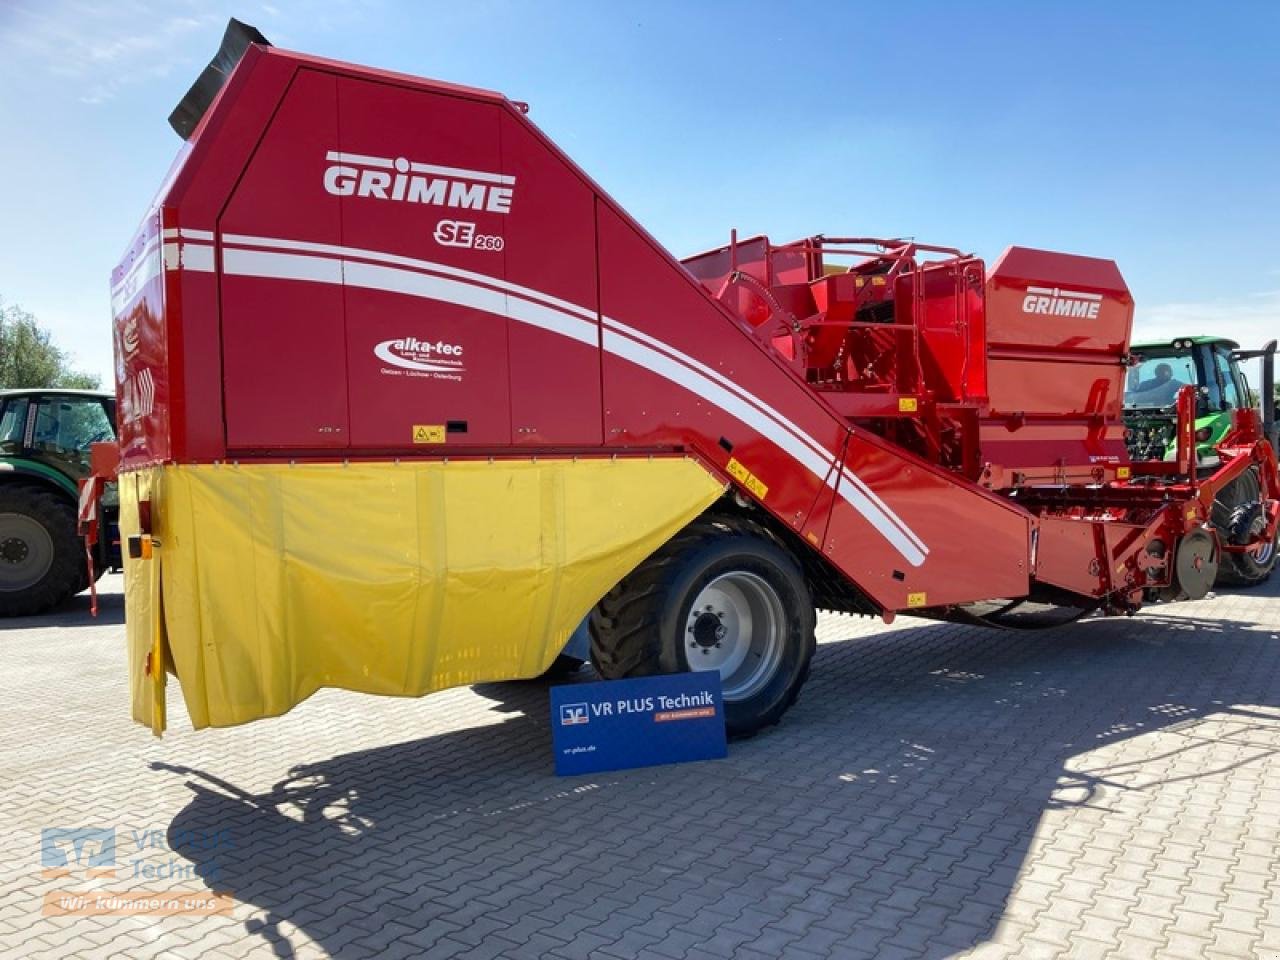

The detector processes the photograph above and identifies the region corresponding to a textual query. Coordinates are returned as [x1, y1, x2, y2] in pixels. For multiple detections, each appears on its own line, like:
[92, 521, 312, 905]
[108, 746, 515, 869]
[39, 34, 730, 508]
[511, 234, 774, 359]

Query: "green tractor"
[0, 389, 121, 616]
[1123, 337, 1278, 587]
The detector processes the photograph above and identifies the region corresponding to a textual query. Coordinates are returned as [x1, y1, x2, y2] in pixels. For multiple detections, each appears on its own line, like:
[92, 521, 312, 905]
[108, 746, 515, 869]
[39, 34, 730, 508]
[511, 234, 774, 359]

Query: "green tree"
[0, 298, 99, 389]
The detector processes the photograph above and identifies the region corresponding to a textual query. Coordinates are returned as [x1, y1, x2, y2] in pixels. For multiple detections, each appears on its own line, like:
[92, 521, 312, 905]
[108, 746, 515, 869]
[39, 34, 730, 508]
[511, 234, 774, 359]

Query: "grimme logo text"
[324, 150, 515, 214]
[1021, 285, 1102, 319]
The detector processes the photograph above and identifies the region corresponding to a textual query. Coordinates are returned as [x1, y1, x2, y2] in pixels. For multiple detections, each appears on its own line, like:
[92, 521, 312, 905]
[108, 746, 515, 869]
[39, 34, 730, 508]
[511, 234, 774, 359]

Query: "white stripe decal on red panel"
[605, 329, 927, 567]
[111, 235, 160, 293]
[221, 233, 597, 323]
[110, 236, 164, 315]
[162, 228, 216, 241]
[602, 315, 929, 559]
[223, 247, 343, 285]
[343, 260, 598, 347]
[115, 224, 214, 314]
[212, 235, 929, 565]
[163, 240, 216, 272]
[602, 330, 833, 484]
[180, 243, 215, 272]
[222, 247, 598, 349]
[1026, 285, 1103, 302]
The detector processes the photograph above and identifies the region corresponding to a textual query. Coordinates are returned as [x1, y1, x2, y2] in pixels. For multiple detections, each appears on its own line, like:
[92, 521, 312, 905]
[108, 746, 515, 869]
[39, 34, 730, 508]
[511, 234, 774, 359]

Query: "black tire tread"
[591, 518, 740, 675]
[0, 485, 85, 617]
[589, 514, 813, 736]
[1213, 468, 1277, 587]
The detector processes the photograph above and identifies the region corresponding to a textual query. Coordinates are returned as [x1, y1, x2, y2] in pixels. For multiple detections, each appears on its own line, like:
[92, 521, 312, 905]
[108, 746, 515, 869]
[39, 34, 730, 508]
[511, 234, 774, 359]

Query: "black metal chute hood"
[168, 18, 271, 140]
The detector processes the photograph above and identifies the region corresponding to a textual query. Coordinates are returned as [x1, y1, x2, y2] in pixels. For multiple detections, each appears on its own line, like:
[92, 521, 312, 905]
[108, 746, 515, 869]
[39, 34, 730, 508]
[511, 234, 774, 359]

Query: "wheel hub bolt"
[1, 538, 28, 564]
[691, 611, 726, 650]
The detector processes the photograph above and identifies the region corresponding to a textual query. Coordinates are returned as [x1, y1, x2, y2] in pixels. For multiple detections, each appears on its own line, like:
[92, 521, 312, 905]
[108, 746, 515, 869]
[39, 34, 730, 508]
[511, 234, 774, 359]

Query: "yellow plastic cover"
[122, 458, 724, 734]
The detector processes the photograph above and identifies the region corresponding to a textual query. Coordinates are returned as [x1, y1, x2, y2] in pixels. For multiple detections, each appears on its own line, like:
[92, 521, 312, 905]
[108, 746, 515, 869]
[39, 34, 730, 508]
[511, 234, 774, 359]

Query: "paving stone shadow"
[157, 596, 1280, 959]
[0, 583, 125, 632]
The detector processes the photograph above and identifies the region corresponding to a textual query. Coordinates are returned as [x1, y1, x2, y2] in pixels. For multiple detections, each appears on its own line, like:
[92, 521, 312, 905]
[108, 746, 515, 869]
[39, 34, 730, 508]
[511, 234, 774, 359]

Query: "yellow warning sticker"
[412, 424, 446, 444]
[726, 457, 768, 500]
[805, 531, 820, 546]
[898, 397, 918, 413]
[1116, 466, 1131, 480]
[906, 592, 927, 608]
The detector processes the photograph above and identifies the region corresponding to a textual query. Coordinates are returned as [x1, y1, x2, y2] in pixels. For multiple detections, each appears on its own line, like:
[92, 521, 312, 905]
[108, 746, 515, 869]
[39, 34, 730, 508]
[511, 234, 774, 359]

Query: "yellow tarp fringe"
[122, 458, 724, 733]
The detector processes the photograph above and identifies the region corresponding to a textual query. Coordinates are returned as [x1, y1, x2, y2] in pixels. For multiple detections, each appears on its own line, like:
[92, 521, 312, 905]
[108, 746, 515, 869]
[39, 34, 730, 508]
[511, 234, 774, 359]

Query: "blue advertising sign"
[550, 672, 727, 776]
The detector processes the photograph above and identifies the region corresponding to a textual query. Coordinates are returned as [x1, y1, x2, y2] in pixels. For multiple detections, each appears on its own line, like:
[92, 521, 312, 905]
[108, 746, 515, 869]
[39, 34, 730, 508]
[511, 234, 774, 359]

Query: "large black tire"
[589, 516, 815, 737]
[1213, 467, 1278, 587]
[0, 485, 85, 616]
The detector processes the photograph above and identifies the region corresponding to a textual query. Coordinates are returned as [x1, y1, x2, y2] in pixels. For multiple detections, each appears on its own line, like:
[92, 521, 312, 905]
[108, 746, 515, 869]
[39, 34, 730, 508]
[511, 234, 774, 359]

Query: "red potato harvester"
[106, 21, 1279, 737]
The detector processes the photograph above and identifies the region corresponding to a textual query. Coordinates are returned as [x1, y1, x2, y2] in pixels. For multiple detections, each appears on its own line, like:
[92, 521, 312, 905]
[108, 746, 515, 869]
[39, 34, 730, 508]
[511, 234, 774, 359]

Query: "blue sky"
[1, 0, 1277, 386]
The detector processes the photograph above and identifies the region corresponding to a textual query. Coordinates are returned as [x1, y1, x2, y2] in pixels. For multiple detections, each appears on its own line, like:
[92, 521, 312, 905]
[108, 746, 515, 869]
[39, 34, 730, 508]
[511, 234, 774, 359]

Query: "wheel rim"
[0, 513, 55, 592]
[1247, 514, 1276, 566]
[685, 571, 785, 701]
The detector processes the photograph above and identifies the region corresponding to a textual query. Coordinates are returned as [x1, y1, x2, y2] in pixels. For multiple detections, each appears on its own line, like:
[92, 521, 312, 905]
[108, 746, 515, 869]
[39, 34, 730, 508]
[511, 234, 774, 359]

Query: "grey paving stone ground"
[1, 573, 1278, 959]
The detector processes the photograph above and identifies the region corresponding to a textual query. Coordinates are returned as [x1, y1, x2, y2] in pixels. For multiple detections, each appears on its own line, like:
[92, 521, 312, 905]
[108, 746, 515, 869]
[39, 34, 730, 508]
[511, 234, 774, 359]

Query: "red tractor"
[108, 21, 1279, 736]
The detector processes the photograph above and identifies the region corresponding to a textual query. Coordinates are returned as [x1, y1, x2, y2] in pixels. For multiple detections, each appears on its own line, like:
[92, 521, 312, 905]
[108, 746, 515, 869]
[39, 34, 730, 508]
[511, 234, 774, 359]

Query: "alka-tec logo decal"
[1021, 286, 1103, 319]
[374, 337, 465, 382]
[323, 151, 515, 214]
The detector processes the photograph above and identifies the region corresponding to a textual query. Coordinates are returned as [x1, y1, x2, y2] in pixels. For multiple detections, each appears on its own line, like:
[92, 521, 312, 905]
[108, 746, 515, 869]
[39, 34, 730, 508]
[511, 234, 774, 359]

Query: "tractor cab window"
[1209, 349, 1243, 411]
[1124, 353, 1197, 408]
[29, 397, 114, 478]
[0, 398, 31, 454]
